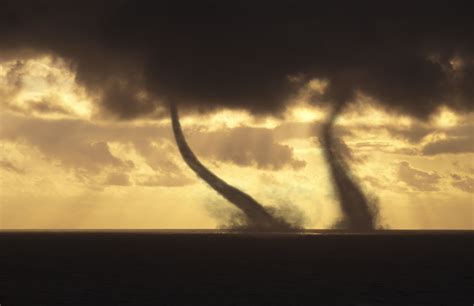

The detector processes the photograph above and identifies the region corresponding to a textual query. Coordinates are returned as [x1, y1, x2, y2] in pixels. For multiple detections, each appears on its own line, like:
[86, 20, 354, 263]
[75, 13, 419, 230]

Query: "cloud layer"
[0, 1, 472, 119]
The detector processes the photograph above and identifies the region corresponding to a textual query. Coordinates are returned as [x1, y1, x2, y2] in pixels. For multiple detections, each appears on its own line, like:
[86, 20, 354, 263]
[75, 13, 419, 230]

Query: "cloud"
[422, 137, 474, 155]
[0, 112, 198, 190]
[355, 141, 420, 156]
[132, 140, 181, 172]
[0, 111, 310, 191]
[26, 99, 71, 115]
[188, 126, 306, 170]
[397, 161, 441, 192]
[451, 175, 474, 193]
[136, 174, 194, 187]
[98, 75, 162, 119]
[417, 119, 474, 155]
[0, 113, 153, 177]
[104, 172, 131, 186]
[451, 173, 462, 180]
[0, 159, 24, 174]
[273, 122, 316, 141]
[0, 1, 472, 119]
[0, 112, 310, 185]
[383, 123, 433, 144]
[363, 175, 387, 190]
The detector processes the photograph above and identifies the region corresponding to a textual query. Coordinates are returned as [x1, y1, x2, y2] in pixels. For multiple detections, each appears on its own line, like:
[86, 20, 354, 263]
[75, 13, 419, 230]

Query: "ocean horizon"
[1, 230, 472, 305]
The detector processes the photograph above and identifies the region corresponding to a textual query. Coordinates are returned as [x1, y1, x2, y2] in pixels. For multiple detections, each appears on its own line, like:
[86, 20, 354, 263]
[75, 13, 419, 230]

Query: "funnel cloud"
[321, 101, 376, 230]
[170, 103, 293, 231]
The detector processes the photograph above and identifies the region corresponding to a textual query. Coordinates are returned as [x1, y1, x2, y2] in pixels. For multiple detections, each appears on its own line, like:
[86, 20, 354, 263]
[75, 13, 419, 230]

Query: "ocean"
[0, 230, 472, 305]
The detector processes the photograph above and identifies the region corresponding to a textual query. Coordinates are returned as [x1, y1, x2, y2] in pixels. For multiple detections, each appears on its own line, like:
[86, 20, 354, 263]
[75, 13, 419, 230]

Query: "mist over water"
[170, 103, 294, 231]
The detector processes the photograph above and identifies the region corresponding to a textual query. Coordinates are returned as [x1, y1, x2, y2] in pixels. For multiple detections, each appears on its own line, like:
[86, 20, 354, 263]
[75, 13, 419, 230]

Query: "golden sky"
[0, 55, 473, 229]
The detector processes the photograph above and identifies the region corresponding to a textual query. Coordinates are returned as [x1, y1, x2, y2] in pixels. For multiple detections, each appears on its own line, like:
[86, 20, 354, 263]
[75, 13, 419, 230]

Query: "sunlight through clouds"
[0, 55, 94, 119]
[0, 54, 472, 230]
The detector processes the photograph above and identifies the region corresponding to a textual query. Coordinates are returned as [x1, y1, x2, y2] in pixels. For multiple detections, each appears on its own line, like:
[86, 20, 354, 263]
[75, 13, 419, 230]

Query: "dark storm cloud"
[0, 1, 472, 118]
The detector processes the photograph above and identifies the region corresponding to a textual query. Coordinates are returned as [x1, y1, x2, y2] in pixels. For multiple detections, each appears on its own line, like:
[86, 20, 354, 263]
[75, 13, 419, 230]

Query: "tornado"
[321, 102, 376, 231]
[170, 103, 293, 231]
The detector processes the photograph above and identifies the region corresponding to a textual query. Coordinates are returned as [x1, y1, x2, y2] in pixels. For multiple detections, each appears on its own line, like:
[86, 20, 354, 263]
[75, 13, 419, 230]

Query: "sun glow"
[432, 107, 460, 128]
[0, 55, 94, 119]
[288, 106, 325, 122]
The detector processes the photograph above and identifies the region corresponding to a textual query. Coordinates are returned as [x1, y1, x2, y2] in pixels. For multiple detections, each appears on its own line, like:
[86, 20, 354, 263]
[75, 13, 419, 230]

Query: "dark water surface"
[0, 230, 472, 305]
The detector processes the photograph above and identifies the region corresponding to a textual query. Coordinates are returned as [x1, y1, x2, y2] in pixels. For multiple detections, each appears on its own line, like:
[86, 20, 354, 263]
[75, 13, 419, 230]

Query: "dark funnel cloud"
[321, 100, 376, 230]
[171, 103, 293, 231]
